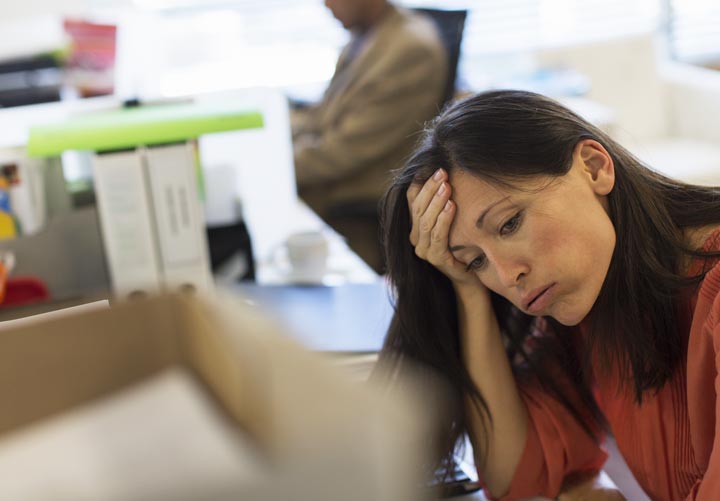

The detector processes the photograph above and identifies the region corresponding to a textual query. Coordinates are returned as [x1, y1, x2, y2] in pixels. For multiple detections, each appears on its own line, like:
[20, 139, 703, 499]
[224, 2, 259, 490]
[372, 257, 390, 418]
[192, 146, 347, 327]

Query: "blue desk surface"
[232, 281, 394, 354]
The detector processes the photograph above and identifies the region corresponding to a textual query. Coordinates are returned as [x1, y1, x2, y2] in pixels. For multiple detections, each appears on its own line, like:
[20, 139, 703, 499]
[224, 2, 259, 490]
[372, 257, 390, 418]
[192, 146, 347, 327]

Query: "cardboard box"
[0, 293, 431, 500]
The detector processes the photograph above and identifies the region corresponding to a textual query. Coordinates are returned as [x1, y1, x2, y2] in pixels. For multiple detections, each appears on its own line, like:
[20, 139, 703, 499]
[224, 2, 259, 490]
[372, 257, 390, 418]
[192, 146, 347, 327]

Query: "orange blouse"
[496, 230, 720, 500]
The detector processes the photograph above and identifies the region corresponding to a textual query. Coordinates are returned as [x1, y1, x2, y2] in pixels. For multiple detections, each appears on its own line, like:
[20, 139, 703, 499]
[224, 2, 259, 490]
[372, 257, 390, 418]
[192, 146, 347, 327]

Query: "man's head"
[324, 0, 390, 32]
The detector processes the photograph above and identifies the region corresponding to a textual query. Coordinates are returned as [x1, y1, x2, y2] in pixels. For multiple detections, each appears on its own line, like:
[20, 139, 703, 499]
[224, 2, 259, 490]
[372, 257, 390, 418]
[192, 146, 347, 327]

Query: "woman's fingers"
[406, 169, 481, 287]
[426, 198, 455, 263]
[427, 199, 469, 281]
[408, 168, 447, 246]
[414, 181, 452, 258]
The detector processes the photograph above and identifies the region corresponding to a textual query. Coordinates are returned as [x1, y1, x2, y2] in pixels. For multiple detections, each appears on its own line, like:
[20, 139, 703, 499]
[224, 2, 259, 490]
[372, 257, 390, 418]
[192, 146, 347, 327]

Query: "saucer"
[281, 267, 346, 286]
[286, 268, 325, 284]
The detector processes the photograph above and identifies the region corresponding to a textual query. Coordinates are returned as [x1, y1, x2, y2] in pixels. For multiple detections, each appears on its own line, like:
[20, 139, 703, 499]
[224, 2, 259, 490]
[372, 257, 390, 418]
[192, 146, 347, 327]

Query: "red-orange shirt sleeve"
[485, 381, 608, 500]
[684, 290, 720, 500]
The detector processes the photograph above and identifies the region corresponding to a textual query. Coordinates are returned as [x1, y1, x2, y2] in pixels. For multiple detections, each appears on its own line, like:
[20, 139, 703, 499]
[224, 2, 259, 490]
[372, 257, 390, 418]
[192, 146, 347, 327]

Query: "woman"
[378, 90, 720, 500]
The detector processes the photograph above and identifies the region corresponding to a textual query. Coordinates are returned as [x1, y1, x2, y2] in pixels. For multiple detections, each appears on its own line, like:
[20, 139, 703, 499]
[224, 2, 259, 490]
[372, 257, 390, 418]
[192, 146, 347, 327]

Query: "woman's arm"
[455, 282, 528, 498]
[406, 169, 528, 497]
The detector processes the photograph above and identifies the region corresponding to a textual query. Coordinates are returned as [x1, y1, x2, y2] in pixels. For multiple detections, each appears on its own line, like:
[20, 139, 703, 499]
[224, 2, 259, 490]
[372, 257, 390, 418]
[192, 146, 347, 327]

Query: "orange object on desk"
[0, 277, 49, 307]
[0, 261, 6, 304]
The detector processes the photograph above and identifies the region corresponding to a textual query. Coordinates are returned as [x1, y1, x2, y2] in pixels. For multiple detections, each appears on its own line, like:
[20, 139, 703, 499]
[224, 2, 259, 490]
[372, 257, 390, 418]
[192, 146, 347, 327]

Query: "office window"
[117, 0, 661, 54]
[90, 0, 662, 95]
[665, 0, 720, 67]
[402, 0, 661, 89]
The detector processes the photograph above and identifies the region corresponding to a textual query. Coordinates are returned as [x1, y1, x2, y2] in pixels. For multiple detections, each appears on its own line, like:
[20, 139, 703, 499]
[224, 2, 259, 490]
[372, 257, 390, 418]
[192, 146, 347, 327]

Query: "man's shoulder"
[383, 7, 445, 50]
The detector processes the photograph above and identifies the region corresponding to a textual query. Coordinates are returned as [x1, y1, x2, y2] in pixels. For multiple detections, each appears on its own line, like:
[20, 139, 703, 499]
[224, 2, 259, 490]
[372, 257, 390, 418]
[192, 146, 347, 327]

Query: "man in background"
[292, 0, 448, 270]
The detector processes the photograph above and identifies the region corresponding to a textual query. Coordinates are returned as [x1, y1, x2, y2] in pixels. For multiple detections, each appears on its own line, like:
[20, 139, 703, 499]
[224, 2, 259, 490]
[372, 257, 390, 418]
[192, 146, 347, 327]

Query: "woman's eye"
[500, 211, 523, 236]
[466, 255, 487, 272]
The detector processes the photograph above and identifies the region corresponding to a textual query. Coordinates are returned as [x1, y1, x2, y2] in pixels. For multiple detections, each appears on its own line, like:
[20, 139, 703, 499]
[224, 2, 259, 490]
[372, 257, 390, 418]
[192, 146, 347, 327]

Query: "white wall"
[536, 33, 670, 144]
[0, 0, 91, 20]
[0, 0, 94, 60]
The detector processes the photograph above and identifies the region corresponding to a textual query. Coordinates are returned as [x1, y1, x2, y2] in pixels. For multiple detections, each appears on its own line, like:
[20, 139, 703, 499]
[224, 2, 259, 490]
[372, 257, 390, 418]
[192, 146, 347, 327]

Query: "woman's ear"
[574, 139, 615, 196]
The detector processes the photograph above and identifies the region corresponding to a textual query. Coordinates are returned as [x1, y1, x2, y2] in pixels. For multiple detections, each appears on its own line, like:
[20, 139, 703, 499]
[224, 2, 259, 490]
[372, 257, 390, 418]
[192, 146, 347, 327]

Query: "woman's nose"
[490, 251, 529, 288]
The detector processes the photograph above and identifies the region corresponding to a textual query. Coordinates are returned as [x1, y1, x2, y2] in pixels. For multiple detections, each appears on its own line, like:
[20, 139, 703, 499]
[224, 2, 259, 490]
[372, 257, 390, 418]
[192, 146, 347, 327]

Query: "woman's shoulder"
[687, 225, 720, 254]
[686, 225, 720, 274]
[693, 226, 720, 305]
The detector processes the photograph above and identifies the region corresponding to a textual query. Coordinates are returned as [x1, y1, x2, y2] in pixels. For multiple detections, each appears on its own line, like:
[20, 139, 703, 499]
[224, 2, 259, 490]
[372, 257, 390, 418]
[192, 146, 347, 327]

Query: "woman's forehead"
[448, 169, 518, 198]
[448, 168, 560, 197]
[450, 170, 506, 199]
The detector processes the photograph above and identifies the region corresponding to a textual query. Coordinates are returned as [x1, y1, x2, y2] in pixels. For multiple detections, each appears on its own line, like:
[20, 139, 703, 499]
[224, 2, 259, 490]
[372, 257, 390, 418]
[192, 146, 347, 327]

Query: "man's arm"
[293, 43, 446, 187]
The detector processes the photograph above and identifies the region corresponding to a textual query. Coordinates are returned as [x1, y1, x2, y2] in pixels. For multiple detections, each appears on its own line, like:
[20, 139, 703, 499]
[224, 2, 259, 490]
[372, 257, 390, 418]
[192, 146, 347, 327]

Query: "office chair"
[206, 220, 256, 282]
[413, 8, 468, 107]
[325, 8, 468, 273]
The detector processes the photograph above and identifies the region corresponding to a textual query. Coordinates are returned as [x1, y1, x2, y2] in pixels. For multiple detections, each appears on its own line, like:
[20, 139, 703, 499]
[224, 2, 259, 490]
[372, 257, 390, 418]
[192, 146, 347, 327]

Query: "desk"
[252, 201, 377, 285]
[232, 280, 391, 353]
[451, 470, 623, 500]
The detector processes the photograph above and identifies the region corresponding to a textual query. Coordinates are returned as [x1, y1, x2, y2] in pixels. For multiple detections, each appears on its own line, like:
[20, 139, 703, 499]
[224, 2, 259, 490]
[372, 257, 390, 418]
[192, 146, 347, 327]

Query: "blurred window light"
[666, 0, 720, 65]
[122, 0, 662, 54]
[83, 0, 717, 95]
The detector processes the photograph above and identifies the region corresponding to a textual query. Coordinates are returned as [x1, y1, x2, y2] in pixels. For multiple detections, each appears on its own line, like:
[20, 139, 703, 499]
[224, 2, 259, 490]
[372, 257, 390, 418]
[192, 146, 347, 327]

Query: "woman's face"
[446, 141, 616, 326]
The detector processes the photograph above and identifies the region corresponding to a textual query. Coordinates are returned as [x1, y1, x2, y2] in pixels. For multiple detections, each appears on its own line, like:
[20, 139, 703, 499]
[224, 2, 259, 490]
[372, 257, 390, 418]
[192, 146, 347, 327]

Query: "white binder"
[143, 143, 213, 294]
[91, 149, 162, 298]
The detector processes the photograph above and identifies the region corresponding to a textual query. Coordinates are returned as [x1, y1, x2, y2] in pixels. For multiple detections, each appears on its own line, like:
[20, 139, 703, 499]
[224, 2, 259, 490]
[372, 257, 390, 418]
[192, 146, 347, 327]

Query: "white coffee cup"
[283, 231, 329, 281]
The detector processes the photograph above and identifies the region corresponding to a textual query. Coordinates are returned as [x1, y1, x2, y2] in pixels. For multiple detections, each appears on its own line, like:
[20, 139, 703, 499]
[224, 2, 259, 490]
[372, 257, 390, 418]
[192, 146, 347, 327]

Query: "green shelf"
[27, 101, 264, 157]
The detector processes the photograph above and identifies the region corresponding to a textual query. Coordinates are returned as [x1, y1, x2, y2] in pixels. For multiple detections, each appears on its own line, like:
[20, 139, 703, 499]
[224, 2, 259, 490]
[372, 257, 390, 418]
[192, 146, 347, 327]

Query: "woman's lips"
[525, 284, 556, 314]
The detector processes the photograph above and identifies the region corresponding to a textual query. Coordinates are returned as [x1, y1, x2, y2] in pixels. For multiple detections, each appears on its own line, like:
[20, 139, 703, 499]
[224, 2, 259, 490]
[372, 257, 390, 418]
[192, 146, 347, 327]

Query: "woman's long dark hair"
[376, 90, 720, 477]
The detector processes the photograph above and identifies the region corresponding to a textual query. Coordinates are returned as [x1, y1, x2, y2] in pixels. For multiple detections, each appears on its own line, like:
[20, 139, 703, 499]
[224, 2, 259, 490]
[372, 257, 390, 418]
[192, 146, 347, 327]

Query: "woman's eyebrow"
[475, 196, 511, 229]
[449, 196, 512, 252]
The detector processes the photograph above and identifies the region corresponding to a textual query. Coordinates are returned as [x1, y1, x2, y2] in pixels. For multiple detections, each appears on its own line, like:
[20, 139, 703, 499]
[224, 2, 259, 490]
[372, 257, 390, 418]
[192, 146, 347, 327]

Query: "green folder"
[27, 101, 264, 157]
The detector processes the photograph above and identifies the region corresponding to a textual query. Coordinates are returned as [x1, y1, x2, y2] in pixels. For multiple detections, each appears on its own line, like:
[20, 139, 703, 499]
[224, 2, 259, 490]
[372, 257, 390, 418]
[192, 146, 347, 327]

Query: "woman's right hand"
[407, 168, 483, 291]
[410, 170, 523, 493]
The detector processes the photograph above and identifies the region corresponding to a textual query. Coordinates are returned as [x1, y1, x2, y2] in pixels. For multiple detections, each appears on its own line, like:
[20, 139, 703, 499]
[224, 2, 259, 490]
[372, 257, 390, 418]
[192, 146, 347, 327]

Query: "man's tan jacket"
[292, 6, 448, 218]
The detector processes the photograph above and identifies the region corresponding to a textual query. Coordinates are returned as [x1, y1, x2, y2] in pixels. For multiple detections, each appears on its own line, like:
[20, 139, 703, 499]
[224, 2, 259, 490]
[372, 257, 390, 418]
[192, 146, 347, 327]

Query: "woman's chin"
[548, 307, 588, 327]
[555, 317, 583, 327]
